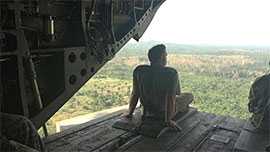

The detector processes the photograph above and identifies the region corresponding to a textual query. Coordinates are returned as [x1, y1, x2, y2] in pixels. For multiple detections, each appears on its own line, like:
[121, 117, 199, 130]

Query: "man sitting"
[126, 44, 193, 129]
[248, 71, 270, 132]
[248, 65, 270, 151]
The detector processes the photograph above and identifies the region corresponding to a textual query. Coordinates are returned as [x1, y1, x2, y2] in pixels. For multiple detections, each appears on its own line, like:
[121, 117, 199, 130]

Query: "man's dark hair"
[148, 44, 166, 63]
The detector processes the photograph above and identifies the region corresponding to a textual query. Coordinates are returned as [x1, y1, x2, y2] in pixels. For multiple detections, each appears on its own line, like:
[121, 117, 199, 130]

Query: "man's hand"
[122, 113, 133, 119]
[167, 120, 182, 132]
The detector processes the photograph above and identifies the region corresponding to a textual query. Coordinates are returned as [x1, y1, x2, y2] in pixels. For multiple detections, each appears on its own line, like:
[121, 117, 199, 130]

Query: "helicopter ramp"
[45, 109, 249, 152]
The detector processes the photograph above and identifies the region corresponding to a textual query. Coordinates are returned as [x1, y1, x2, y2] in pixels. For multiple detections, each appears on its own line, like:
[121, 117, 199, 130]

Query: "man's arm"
[166, 94, 182, 131]
[165, 70, 180, 127]
[166, 71, 180, 120]
[128, 94, 139, 117]
[248, 86, 256, 113]
[166, 94, 176, 122]
[127, 68, 140, 117]
[176, 76, 181, 95]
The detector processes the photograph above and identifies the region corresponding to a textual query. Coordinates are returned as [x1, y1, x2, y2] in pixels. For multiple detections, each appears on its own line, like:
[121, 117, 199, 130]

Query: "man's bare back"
[126, 44, 193, 129]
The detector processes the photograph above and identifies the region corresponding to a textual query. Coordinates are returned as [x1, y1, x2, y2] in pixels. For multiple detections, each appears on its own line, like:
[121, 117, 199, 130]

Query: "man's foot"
[122, 113, 133, 119]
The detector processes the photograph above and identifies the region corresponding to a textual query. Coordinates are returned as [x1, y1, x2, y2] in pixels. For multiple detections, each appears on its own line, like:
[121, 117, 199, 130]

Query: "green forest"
[45, 42, 270, 134]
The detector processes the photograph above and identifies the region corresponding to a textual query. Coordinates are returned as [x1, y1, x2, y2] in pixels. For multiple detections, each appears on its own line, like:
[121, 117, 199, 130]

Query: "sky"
[137, 0, 270, 46]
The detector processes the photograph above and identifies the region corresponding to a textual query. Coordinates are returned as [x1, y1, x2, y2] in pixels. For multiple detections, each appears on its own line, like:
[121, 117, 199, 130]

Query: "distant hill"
[118, 41, 270, 56]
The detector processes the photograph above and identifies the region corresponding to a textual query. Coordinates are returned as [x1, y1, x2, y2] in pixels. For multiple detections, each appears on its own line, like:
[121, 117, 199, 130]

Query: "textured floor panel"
[45, 111, 250, 152]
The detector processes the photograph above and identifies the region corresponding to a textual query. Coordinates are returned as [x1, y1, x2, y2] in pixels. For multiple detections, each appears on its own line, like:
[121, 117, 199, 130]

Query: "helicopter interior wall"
[1, 57, 23, 115]
[0, 61, 2, 111]
[0, 0, 165, 128]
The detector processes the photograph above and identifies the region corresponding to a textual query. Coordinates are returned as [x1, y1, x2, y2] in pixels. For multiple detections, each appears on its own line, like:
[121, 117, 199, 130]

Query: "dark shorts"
[142, 93, 194, 122]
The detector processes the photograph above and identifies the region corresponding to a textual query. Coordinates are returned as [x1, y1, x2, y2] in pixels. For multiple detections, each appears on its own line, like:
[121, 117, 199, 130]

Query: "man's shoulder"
[251, 74, 270, 94]
[134, 65, 178, 76]
[258, 74, 270, 81]
[165, 67, 177, 73]
[134, 65, 150, 72]
[164, 67, 178, 74]
[253, 74, 270, 86]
